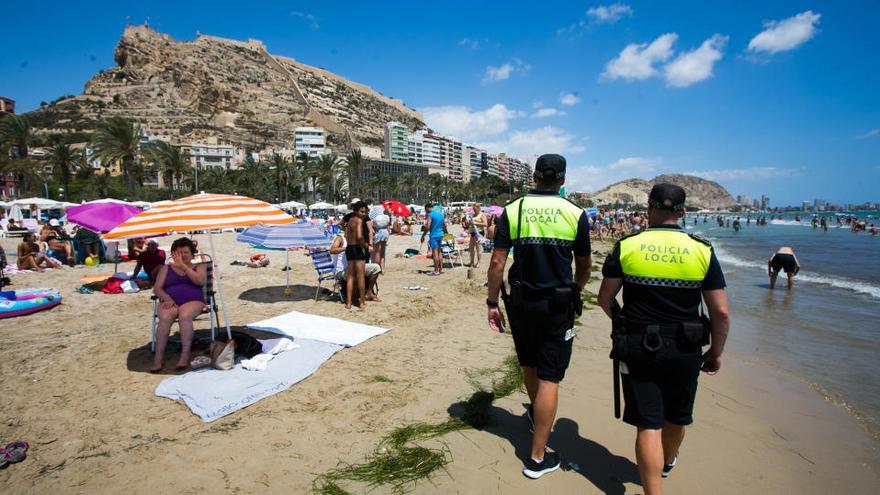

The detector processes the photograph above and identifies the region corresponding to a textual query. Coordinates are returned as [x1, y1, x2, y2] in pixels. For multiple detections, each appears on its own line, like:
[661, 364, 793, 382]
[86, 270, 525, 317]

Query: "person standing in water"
[768, 247, 801, 290]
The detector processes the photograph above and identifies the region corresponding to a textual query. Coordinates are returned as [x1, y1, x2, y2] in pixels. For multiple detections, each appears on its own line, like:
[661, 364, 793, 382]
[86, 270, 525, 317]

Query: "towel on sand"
[156, 338, 342, 422]
[241, 338, 301, 371]
[246, 310, 390, 347]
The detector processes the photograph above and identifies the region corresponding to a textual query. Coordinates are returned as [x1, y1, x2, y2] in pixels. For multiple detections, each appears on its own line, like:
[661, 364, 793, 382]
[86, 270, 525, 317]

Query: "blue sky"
[2, 1, 878, 205]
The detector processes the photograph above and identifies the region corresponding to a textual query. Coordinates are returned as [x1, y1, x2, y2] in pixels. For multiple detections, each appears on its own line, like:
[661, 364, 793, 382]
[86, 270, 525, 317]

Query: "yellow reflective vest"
[504, 194, 583, 246]
[618, 228, 712, 288]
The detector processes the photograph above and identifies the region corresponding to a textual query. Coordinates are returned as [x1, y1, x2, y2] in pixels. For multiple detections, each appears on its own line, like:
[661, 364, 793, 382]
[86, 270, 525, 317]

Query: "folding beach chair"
[440, 234, 465, 269]
[149, 253, 220, 352]
[310, 249, 341, 301]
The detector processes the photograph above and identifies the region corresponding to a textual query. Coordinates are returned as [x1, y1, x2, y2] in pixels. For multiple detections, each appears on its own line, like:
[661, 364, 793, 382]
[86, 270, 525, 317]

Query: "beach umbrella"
[66, 202, 142, 233]
[382, 200, 412, 217]
[308, 201, 335, 210]
[484, 205, 504, 216]
[334, 204, 350, 213]
[105, 194, 296, 339]
[279, 200, 307, 210]
[237, 222, 333, 295]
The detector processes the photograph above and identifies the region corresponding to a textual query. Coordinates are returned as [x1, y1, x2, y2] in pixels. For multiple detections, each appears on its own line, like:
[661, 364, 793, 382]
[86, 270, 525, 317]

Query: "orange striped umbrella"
[104, 193, 294, 239]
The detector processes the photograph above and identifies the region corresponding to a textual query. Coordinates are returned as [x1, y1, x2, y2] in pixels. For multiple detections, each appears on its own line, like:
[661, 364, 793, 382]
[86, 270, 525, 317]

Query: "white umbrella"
[10, 197, 62, 208]
[82, 198, 132, 205]
[309, 201, 335, 210]
[334, 204, 350, 213]
[130, 201, 152, 208]
[280, 200, 307, 209]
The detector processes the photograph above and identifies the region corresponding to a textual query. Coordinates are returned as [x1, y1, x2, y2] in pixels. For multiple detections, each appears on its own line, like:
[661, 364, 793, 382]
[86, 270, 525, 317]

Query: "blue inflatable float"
[0, 288, 62, 319]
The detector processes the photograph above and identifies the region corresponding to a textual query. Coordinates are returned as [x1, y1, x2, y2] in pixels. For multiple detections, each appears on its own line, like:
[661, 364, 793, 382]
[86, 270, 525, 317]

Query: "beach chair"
[310, 249, 341, 301]
[149, 253, 220, 352]
[440, 234, 465, 269]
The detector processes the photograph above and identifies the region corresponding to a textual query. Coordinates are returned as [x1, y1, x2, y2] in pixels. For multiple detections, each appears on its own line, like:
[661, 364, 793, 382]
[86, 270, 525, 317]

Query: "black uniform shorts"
[508, 298, 575, 383]
[621, 335, 702, 429]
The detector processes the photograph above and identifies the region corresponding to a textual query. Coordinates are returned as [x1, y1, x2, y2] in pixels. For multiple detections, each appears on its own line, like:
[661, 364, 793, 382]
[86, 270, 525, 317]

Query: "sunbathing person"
[17, 233, 61, 271]
[40, 219, 75, 266]
[133, 240, 166, 289]
[128, 238, 146, 261]
[151, 237, 206, 372]
[231, 253, 270, 268]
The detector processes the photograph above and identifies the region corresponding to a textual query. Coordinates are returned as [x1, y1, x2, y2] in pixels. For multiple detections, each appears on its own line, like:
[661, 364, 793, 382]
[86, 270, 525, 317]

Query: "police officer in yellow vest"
[487, 154, 592, 479]
[598, 183, 730, 495]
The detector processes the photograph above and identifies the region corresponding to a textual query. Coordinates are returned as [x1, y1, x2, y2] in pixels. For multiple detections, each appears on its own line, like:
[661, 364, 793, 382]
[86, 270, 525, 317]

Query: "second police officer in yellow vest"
[598, 183, 730, 495]
[487, 154, 592, 479]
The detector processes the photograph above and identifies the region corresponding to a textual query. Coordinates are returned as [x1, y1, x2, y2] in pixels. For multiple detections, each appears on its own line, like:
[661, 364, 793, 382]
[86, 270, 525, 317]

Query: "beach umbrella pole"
[208, 233, 233, 341]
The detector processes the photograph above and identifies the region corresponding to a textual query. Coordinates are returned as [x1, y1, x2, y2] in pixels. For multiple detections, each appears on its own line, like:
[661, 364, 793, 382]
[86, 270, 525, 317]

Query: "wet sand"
[0, 229, 876, 493]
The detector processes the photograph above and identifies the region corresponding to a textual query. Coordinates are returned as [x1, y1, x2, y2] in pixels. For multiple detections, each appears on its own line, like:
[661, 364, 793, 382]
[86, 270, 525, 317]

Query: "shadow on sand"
[448, 394, 640, 494]
[126, 325, 280, 375]
[237, 284, 323, 303]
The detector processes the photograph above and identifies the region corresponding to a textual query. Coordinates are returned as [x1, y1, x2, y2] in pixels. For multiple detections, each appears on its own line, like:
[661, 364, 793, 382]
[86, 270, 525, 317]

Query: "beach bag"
[229, 331, 263, 359]
[210, 339, 236, 370]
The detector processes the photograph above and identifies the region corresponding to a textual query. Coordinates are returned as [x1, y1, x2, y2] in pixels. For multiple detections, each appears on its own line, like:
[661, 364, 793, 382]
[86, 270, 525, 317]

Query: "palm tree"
[297, 152, 314, 202]
[267, 153, 289, 203]
[0, 158, 41, 197]
[148, 141, 190, 190]
[313, 153, 343, 202]
[345, 148, 365, 199]
[201, 166, 231, 194]
[90, 116, 143, 194]
[46, 143, 83, 200]
[236, 159, 271, 200]
[0, 115, 31, 158]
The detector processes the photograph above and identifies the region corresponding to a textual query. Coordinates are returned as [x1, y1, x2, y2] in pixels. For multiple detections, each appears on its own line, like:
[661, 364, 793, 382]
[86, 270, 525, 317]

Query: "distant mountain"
[25, 24, 425, 149]
[589, 174, 736, 210]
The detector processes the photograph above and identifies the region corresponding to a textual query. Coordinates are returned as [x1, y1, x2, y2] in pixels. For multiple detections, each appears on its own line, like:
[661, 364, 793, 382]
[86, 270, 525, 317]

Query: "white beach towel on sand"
[156, 338, 342, 422]
[246, 311, 391, 347]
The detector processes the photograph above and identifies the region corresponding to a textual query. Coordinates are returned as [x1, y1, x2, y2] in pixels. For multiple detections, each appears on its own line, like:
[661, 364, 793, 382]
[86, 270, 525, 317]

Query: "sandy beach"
[0, 228, 877, 494]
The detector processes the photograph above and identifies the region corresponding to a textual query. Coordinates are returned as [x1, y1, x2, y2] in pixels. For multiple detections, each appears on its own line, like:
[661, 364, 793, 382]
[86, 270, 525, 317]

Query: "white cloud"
[532, 100, 544, 109]
[290, 11, 319, 30]
[475, 126, 585, 162]
[747, 11, 821, 54]
[482, 58, 531, 84]
[532, 108, 567, 118]
[856, 128, 880, 139]
[567, 156, 663, 191]
[458, 38, 480, 49]
[602, 33, 677, 81]
[560, 92, 582, 106]
[685, 167, 796, 181]
[587, 3, 634, 24]
[420, 104, 522, 141]
[663, 34, 728, 87]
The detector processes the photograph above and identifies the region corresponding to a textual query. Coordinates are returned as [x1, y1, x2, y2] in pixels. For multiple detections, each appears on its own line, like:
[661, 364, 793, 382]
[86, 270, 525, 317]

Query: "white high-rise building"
[294, 127, 326, 158]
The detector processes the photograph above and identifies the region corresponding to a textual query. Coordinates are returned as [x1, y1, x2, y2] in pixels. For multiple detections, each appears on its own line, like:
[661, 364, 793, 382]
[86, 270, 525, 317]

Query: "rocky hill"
[590, 174, 736, 210]
[25, 24, 425, 149]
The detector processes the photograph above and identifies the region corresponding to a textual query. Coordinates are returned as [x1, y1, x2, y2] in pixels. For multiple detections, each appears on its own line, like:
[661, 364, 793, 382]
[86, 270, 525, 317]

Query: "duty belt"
[619, 322, 681, 352]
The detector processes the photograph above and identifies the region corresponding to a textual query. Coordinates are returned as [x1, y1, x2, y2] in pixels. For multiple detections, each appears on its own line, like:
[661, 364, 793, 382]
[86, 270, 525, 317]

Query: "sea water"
[687, 214, 880, 438]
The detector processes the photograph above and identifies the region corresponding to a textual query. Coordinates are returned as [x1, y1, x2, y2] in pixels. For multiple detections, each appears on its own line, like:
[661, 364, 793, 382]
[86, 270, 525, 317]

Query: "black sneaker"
[662, 456, 677, 478]
[522, 451, 561, 479]
[525, 404, 535, 433]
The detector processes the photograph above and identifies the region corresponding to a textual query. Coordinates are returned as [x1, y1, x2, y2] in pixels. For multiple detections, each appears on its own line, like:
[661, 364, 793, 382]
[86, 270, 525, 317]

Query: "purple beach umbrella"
[66, 202, 142, 233]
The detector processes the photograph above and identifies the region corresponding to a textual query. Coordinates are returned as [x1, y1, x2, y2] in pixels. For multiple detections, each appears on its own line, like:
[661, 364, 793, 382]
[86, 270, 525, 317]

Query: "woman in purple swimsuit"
[151, 238, 207, 372]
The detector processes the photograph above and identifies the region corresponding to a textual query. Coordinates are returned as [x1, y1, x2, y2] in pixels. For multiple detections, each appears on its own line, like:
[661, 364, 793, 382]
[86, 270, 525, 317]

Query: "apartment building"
[294, 127, 326, 158]
[181, 137, 235, 170]
[383, 122, 409, 162]
[0, 97, 14, 117]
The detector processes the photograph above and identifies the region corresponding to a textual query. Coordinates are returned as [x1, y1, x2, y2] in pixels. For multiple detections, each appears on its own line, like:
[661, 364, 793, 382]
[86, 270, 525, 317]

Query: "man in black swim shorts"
[768, 246, 800, 290]
[344, 201, 371, 308]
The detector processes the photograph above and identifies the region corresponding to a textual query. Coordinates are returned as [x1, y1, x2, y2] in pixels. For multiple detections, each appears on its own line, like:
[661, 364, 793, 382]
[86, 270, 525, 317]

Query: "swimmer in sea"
[768, 246, 801, 290]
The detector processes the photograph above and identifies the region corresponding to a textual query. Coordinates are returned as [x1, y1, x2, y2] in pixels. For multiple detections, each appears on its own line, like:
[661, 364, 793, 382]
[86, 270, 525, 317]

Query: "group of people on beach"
[13, 219, 103, 271]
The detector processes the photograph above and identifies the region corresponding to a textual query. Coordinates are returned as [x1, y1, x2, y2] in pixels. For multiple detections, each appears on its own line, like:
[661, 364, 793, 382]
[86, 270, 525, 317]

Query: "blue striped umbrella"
[237, 222, 332, 249]
[237, 222, 334, 295]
